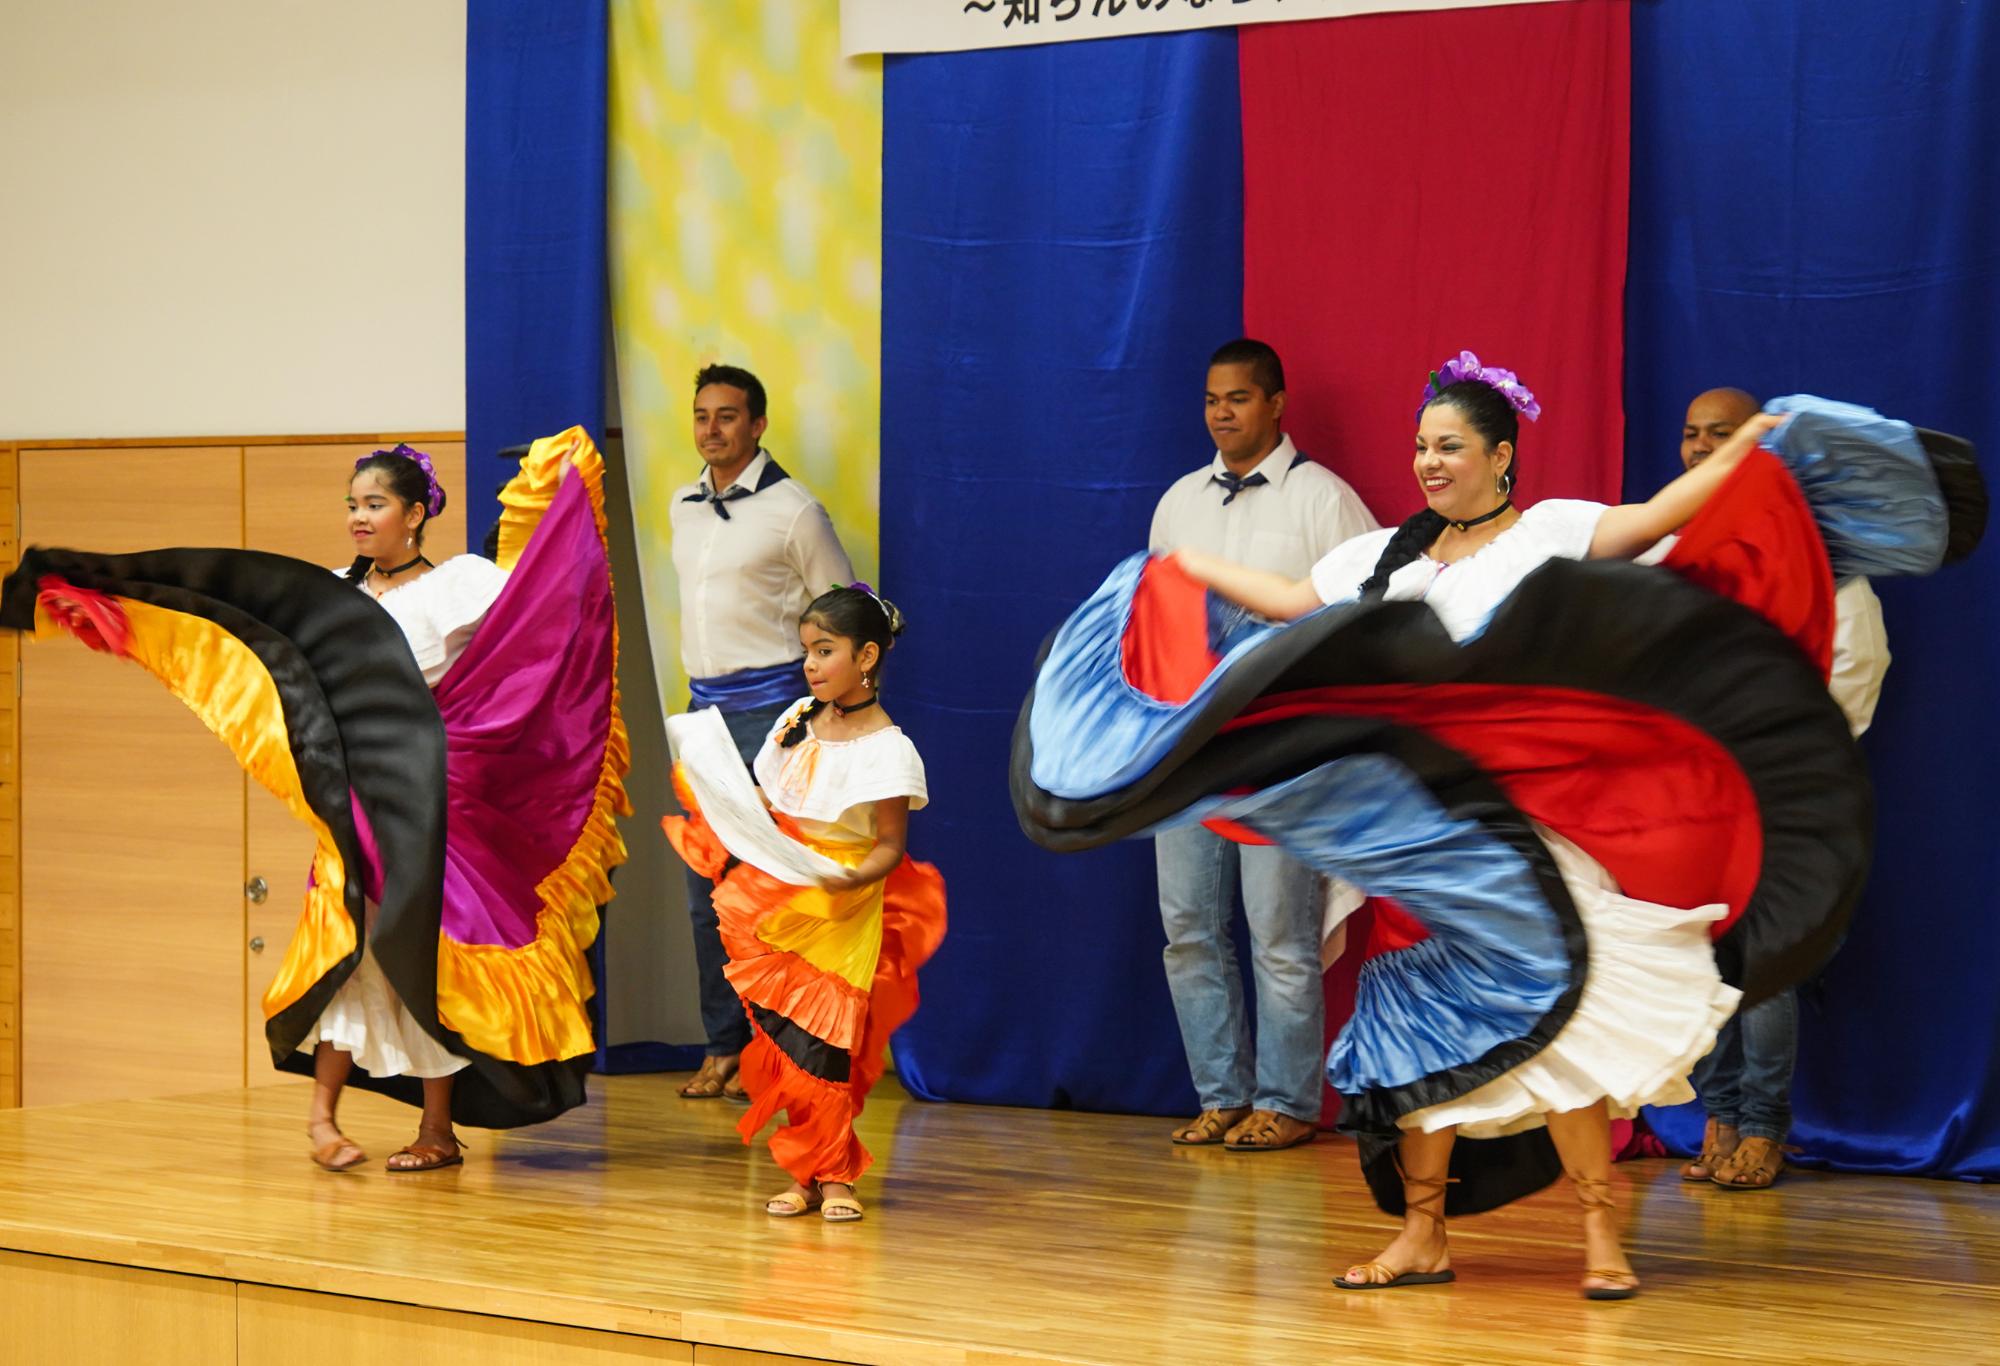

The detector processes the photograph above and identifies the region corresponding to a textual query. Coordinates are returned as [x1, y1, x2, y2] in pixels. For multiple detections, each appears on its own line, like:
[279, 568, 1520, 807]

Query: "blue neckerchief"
[682, 453, 790, 520]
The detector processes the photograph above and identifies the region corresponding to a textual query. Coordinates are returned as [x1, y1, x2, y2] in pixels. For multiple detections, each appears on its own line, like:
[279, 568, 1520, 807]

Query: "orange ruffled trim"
[434, 426, 630, 1066]
[663, 763, 948, 1184]
[734, 854, 947, 1185]
[663, 780, 873, 1050]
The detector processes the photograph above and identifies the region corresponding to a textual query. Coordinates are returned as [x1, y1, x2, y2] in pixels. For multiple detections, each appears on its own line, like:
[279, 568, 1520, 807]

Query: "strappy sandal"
[1571, 1173, 1639, 1300]
[308, 1127, 367, 1172]
[678, 1054, 740, 1100]
[1334, 1166, 1457, 1289]
[820, 1185, 864, 1223]
[1710, 1136, 1798, 1191]
[766, 1184, 824, 1217]
[1170, 1106, 1251, 1146]
[1224, 1110, 1317, 1153]
[1680, 1117, 1740, 1182]
[386, 1132, 465, 1173]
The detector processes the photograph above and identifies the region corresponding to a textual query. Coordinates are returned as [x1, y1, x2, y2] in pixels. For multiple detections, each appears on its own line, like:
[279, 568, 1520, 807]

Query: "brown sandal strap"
[1174, 1108, 1248, 1143]
[1393, 1152, 1459, 1228]
[1570, 1172, 1618, 1212]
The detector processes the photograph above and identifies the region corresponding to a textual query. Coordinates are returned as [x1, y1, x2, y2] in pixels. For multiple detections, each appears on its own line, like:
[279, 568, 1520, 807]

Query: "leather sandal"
[1334, 1164, 1457, 1289]
[766, 1185, 824, 1217]
[309, 1127, 367, 1172]
[1571, 1173, 1639, 1300]
[386, 1132, 465, 1173]
[679, 1054, 740, 1100]
[1710, 1136, 1797, 1190]
[1680, 1117, 1740, 1182]
[1224, 1110, 1317, 1152]
[820, 1186, 864, 1223]
[1170, 1106, 1251, 1146]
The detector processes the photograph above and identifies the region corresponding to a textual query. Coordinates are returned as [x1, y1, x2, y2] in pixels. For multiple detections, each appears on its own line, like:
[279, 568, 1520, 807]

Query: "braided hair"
[343, 448, 449, 584]
[778, 585, 908, 747]
[1358, 380, 1522, 599]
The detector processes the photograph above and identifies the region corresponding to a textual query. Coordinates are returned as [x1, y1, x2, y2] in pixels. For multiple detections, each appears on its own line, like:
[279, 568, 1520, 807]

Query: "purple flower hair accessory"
[356, 443, 446, 519]
[1417, 349, 1543, 423]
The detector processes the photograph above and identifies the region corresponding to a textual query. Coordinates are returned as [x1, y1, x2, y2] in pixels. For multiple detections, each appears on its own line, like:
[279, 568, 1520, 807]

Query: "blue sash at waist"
[688, 660, 801, 713]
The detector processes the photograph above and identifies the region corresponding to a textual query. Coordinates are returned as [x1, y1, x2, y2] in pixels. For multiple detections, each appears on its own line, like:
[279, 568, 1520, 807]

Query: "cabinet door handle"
[245, 877, 269, 904]
[249, 936, 266, 953]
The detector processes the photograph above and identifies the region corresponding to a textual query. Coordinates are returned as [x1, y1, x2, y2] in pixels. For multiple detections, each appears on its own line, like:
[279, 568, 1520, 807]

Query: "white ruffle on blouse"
[1308, 499, 1606, 643]
[752, 698, 928, 847]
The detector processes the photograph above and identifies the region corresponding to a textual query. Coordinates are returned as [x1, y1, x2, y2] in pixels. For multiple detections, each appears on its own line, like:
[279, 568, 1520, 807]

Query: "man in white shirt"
[668, 363, 855, 1099]
[1674, 386, 1890, 1190]
[1149, 338, 1378, 1151]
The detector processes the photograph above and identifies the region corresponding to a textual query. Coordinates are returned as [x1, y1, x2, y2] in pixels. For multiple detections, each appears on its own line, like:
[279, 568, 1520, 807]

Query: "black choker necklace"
[830, 695, 878, 717]
[373, 553, 432, 578]
[1446, 500, 1513, 533]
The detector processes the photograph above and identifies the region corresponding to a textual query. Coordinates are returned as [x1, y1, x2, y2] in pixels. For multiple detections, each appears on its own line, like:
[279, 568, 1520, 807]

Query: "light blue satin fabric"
[1764, 394, 1946, 577]
[1027, 553, 1291, 799]
[1154, 756, 1574, 1093]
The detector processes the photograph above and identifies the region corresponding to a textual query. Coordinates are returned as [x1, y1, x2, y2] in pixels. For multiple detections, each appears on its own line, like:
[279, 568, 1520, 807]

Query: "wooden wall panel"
[0, 444, 16, 1108]
[0, 1252, 237, 1366]
[19, 448, 248, 1106]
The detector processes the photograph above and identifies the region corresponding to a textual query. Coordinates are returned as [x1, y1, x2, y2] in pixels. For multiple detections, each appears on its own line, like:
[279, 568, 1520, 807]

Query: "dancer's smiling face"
[1413, 402, 1513, 523]
[346, 469, 426, 562]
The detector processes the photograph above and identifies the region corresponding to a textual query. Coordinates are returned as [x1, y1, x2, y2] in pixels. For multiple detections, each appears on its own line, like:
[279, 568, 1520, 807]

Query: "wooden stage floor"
[0, 1074, 1993, 1365]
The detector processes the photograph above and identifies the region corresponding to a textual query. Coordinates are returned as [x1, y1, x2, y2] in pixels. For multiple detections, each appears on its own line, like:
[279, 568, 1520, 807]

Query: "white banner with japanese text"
[842, 0, 1572, 57]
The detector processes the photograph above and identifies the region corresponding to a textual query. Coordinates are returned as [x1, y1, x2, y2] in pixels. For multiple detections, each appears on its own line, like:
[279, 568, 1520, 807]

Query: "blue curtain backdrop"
[466, 0, 622, 1067]
[880, 33, 1246, 1112]
[1625, 0, 1999, 1178]
[465, 0, 608, 555]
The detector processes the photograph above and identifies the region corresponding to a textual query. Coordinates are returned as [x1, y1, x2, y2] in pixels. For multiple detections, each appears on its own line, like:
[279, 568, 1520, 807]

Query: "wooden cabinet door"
[240, 443, 465, 1077]
[19, 449, 248, 1106]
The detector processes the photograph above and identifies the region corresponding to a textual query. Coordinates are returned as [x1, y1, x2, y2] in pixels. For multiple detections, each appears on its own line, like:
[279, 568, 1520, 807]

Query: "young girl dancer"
[665, 585, 946, 1222]
[6, 431, 624, 1173]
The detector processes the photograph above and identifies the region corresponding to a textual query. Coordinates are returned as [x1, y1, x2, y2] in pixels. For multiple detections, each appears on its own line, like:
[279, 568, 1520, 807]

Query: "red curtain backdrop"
[1239, 1, 1631, 522]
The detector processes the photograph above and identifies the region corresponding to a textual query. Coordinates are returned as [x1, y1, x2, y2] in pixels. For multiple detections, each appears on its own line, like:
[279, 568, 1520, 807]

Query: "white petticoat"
[294, 946, 467, 1080]
[1399, 825, 1741, 1138]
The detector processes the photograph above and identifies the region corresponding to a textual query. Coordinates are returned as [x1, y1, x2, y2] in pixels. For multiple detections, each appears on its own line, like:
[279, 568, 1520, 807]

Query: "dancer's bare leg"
[307, 1042, 364, 1167]
[1339, 1124, 1456, 1285]
[1546, 1100, 1638, 1296]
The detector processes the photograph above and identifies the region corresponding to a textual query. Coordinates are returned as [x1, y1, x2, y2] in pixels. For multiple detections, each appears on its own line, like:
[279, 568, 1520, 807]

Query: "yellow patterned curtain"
[609, 0, 883, 710]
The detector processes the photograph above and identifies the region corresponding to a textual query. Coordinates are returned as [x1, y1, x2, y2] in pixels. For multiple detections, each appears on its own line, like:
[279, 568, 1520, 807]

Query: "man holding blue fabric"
[1671, 386, 1889, 1189]
[669, 363, 855, 1099]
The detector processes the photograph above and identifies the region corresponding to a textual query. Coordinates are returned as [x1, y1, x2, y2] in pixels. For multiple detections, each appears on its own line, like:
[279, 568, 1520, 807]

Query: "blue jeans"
[680, 701, 791, 1056]
[1690, 989, 1798, 1142]
[1155, 824, 1324, 1122]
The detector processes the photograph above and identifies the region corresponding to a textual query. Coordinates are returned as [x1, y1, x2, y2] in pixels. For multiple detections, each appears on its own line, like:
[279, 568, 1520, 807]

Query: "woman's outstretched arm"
[1590, 413, 1787, 560]
[1171, 549, 1324, 622]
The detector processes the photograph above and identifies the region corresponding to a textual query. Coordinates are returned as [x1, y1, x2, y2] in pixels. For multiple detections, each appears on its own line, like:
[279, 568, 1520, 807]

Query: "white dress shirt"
[1149, 434, 1378, 575]
[668, 449, 855, 680]
[1153, 434, 1378, 948]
